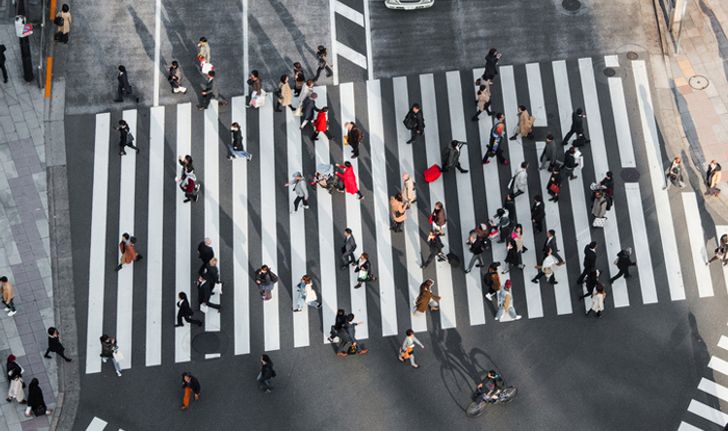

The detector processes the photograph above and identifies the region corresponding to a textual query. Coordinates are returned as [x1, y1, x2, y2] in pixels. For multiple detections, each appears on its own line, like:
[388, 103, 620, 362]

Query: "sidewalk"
[0, 23, 58, 431]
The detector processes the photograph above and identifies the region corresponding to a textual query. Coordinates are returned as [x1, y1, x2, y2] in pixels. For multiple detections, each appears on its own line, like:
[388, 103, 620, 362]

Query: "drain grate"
[689, 75, 709, 90]
[603, 68, 616, 77]
[562, 0, 581, 11]
[626, 51, 639, 60]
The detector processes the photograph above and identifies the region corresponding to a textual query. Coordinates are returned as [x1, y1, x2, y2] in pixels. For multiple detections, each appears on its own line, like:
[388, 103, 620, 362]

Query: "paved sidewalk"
[0, 23, 58, 431]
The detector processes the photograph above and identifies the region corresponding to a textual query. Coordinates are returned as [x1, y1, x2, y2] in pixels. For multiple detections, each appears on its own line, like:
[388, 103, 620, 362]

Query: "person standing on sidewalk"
[175, 292, 203, 327]
[495, 280, 522, 321]
[336, 162, 364, 200]
[99, 335, 122, 376]
[0, 44, 7, 83]
[115, 233, 142, 271]
[313, 45, 333, 81]
[180, 372, 201, 410]
[442, 140, 469, 174]
[285, 171, 309, 213]
[413, 279, 441, 314]
[167, 61, 187, 94]
[257, 355, 276, 392]
[5, 354, 25, 403]
[55, 4, 72, 43]
[403, 103, 425, 144]
[611, 248, 637, 282]
[275, 74, 293, 112]
[561, 108, 587, 145]
[402, 173, 417, 206]
[389, 193, 407, 233]
[663, 156, 686, 190]
[115, 120, 139, 156]
[398, 329, 425, 369]
[354, 253, 377, 289]
[340, 228, 357, 269]
[0, 276, 17, 317]
[472, 78, 493, 121]
[531, 195, 545, 233]
[576, 241, 598, 285]
[293, 275, 321, 312]
[114, 66, 138, 103]
[24, 378, 50, 417]
[706, 161, 722, 197]
[421, 230, 446, 269]
[509, 105, 535, 141]
[255, 265, 279, 301]
[44, 327, 72, 362]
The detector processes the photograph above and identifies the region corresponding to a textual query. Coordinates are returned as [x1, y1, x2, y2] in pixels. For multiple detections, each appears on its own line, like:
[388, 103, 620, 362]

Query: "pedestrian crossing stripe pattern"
[73, 54, 728, 373]
[681, 332, 728, 429]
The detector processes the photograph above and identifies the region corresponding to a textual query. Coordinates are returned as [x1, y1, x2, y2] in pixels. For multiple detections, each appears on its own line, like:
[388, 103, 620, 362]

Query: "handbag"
[113, 350, 124, 361]
[54, 16, 64, 26]
[592, 217, 607, 228]
[549, 183, 560, 194]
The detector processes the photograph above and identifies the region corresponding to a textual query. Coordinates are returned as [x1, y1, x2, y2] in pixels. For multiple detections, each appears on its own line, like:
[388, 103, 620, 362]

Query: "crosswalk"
[74, 54, 728, 374]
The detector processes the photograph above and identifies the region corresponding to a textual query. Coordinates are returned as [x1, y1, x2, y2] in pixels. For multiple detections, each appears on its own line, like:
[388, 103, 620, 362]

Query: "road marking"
[335, 41, 368, 70]
[242, 0, 249, 83]
[362, 0, 373, 81]
[605, 56, 636, 168]
[204, 353, 221, 359]
[367, 79, 398, 336]
[632, 60, 685, 301]
[393, 76, 426, 332]
[688, 399, 728, 427]
[86, 417, 108, 431]
[718, 335, 728, 351]
[682, 193, 714, 297]
[85, 113, 110, 374]
[623, 184, 658, 304]
[525, 63, 547, 127]
[329, 0, 339, 85]
[677, 421, 704, 431]
[153, 0, 161, 106]
[714, 226, 728, 295]
[698, 378, 728, 403]
[501, 65, 543, 319]
[604, 55, 619, 67]
[232, 96, 250, 355]
[260, 97, 280, 351]
[334, 1, 364, 26]
[175, 103, 192, 363]
[116, 109, 137, 370]
[145, 106, 164, 367]
[579, 58, 628, 307]
[204, 101, 221, 332]
[446, 70, 485, 326]
[709, 356, 728, 376]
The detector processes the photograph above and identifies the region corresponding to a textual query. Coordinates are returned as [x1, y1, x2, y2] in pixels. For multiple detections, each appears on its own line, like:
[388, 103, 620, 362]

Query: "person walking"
[246, 70, 263, 103]
[402, 173, 417, 206]
[175, 292, 203, 327]
[464, 229, 488, 273]
[180, 372, 201, 410]
[542, 229, 564, 264]
[176, 155, 194, 183]
[226, 122, 253, 160]
[313, 45, 333, 81]
[197, 259, 221, 312]
[442, 140, 469, 174]
[509, 162, 528, 197]
[592, 191, 608, 222]
[312, 106, 333, 141]
[115, 119, 139, 156]
[197, 70, 216, 110]
[531, 248, 558, 285]
[503, 239, 522, 273]
[5, 355, 25, 403]
[44, 327, 72, 362]
[539, 134, 561, 170]
[336, 162, 364, 200]
[611, 248, 637, 282]
[257, 355, 276, 393]
[0, 44, 7, 83]
[398, 329, 425, 369]
[167, 61, 187, 94]
[576, 241, 597, 284]
[293, 275, 321, 311]
[512, 223, 528, 255]
[561, 108, 588, 145]
[563, 146, 579, 180]
[299, 92, 319, 131]
[55, 4, 72, 43]
[24, 379, 50, 417]
[585, 282, 607, 318]
[114, 65, 138, 103]
[353, 253, 377, 289]
[255, 265, 279, 301]
[179, 170, 199, 203]
[296, 79, 315, 111]
[389, 193, 407, 232]
[275, 74, 293, 112]
[483, 262, 501, 300]
[531, 195, 545, 233]
[663, 156, 686, 190]
[115, 233, 142, 271]
[482, 48, 501, 81]
[509, 105, 535, 140]
[344, 121, 363, 159]
[430, 201, 447, 236]
[99, 335, 122, 376]
[472, 78, 493, 121]
[285, 171, 309, 213]
[495, 280, 522, 321]
[421, 231, 447, 269]
[414, 279, 441, 314]
[197, 238, 214, 276]
[293, 62, 305, 97]
[707, 234, 728, 267]
[546, 168, 562, 202]
[706, 160, 721, 187]
[196, 37, 210, 65]
[577, 269, 600, 301]
[340, 228, 357, 269]
[0, 276, 17, 317]
[335, 313, 368, 357]
[482, 120, 509, 165]
[706, 161, 722, 197]
[492, 207, 512, 244]
[403, 103, 425, 144]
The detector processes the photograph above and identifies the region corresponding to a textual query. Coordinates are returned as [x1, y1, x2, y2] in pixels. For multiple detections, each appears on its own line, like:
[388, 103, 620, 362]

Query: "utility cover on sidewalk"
[689, 75, 709, 90]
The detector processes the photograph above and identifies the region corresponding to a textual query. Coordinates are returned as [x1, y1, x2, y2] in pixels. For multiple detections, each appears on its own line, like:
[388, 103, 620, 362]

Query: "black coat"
[198, 242, 214, 263]
[260, 362, 276, 380]
[183, 375, 201, 394]
[483, 53, 499, 79]
[616, 250, 634, 270]
[428, 236, 444, 253]
[47, 335, 65, 353]
[570, 111, 584, 133]
[583, 247, 597, 271]
[404, 110, 425, 132]
[0, 45, 6, 65]
[177, 298, 194, 317]
[27, 382, 46, 415]
[531, 201, 545, 221]
[117, 71, 131, 92]
[543, 236, 559, 254]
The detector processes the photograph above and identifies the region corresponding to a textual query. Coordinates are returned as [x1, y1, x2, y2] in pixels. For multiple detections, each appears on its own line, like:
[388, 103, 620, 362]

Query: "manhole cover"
[562, 0, 581, 11]
[621, 167, 640, 182]
[626, 51, 639, 60]
[603, 68, 616, 77]
[191, 332, 227, 355]
[689, 75, 709, 90]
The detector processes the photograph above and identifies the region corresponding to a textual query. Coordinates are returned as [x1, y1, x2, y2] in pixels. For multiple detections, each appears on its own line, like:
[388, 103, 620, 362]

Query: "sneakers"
[116, 370, 122, 377]
[293, 308, 302, 312]
[514, 315, 522, 320]
[7, 310, 16, 317]
[247, 154, 253, 161]
[485, 293, 493, 300]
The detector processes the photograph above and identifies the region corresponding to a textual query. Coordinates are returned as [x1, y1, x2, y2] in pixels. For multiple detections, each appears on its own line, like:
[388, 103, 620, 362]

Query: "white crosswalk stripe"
[80, 55, 720, 372]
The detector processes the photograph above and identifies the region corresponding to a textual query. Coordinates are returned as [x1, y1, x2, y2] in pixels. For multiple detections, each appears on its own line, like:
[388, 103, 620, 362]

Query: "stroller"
[311, 163, 345, 194]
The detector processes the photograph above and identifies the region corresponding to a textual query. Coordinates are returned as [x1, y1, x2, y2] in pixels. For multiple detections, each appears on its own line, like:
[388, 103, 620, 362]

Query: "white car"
[385, 0, 434, 10]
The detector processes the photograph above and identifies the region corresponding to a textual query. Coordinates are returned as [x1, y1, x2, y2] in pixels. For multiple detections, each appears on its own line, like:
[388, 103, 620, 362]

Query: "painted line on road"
[606, 56, 636, 168]
[153, 0, 161, 106]
[623, 184, 658, 304]
[334, 1, 364, 26]
[709, 356, 728, 377]
[335, 41, 368, 70]
[242, 0, 249, 84]
[175, 103, 192, 363]
[85, 417, 108, 431]
[682, 192, 714, 297]
[525, 63, 547, 127]
[232, 96, 250, 355]
[677, 421, 704, 431]
[688, 399, 728, 427]
[718, 335, 728, 351]
[329, 0, 339, 86]
[362, 0, 373, 81]
[204, 101, 222, 332]
[698, 378, 728, 403]
[714, 226, 728, 295]
[604, 55, 619, 68]
[85, 113, 110, 375]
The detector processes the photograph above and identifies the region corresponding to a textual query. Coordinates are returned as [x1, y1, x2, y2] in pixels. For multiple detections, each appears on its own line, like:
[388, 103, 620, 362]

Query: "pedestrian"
[353, 253, 377, 289]
[495, 280, 522, 321]
[197, 238, 214, 276]
[284, 171, 309, 213]
[299, 92, 318, 131]
[114, 233, 142, 271]
[492, 207, 511, 243]
[293, 62, 305, 97]
[482, 48, 501, 81]
[482, 119, 509, 165]
[44, 327, 72, 362]
[297, 79, 315, 109]
[483, 262, 501, 300]
[114, 65, 138, 103]
[246, 70, 265, 108]
[0, 44, 7, 83]
[197, 70, 216, 110]
[542, 229, 565, 264]
[413, 279, 441, 314]
[275, 74, 293, 112]
[167, 61, 187, 94]
[546, 168, 561, 202]
[254, 265, 279, 301]
[707, 234, 728, 267]
[585, 282, 607, 318]
[430, 201, 447, 236]
[54, 4, 72, 43]
[503, 239, 522, 273]
[706, 161, 722, 197]
[180, 170, 199, 203]
[99, 335, 122, 376]
[531, 195, 545, 233]
[611, 248, 637, 282]
[340, 228, 357, 269]
[706, 160, 720, 187]
[293, 275, 321, 311]
[539, 134, 559, 170]
[442, 140, 469, 174]
[176, 155, 194, 183]
[576, 241, 597, 284]
[336, 161, 364, 200]
[344, 121, 363, 158]
[336, 314, 368, 357]
[402, 173, 417, 206]
[561, 108, 588, 145]
[464, 228, 488, 273]
[196, 37, 210, 66]
[24, 378, 50, 417]
[327, 309, 348, 342]
[531, 248, 558, 285]
[175, 292, 203, 327]
[312, 106, 333, 141]
[563, 146, 579, 180]
[5, 355, 25, 403]
[509, 161, 528, 197]
[592, 191, 608, 221]
[471, 78, 493, 121]
[389, 193, 407, 232]
[0, 276, 17, 317]
[420, 230, 446, 269]
[180, 372, 201, 410]
[509, 105, 535, 140]
[403, 103, 425, 144]
[115, 120, 139, 156]
[663, 156, 685, 190]
[577, 269, 600, 301]
[226, 122, 253, 160]
[512, 223, 528, 255]
[257, 355, 276, 393]
[599, 171, 615, 199]
[197, 258, 221, 312]
[398, 329, 425, 368]
[313, 45, 333, 81]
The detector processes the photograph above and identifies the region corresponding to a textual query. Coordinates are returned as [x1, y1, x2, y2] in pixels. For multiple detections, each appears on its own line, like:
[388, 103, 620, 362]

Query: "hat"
[504, 280, 512, 289]
[7, 354, 16, 362]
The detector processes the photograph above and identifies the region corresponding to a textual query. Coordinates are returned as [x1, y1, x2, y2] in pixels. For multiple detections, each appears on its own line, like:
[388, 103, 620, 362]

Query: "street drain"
[626, 51, 639, 60]
[689, 75, 709, 90]
[603, 68, 616, 77]
[562, 0, 581, 11]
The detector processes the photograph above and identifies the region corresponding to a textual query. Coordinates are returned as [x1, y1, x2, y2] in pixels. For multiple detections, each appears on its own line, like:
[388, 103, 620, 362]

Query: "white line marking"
[682, 193, 714, 297]
[362, 0, 373, 80]
[204, 101, 221, 332]
[632, 60, 685, 301]
[242, 0, 249, 83]
[175, 103, 192, 363]
[367, 80, 398, 336]
[677, 421, 704, 431]
[688, 399, 728, 427]
[145, 106, 164, 367]
[232, 96, 250, 355]
[718, 335, 728, 351]
[329, 0, 339, 86]
[525, 63, 547, 127]
[714, 226, 728, 295]
[85, 417, 108, 431]
[204, 353, 221, 359]
[153, 0, 161, 106]
[623, 184, 658, 303]
[335, 41, 368, 70]
[116, 109, 137, 370]
[698, 378, 728, 403]
[604, 55, 619, 68]
[334, 1, 364, 26]
[393, 76, 426, 332]
[709, 356, 728, 377]
[85, 113, 110, 374]
[605, 56, 636, 168]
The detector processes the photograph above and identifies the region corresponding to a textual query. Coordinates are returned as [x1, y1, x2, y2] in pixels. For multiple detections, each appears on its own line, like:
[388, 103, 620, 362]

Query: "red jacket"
[182, 177, 196, 193]
[314, 111, 328, 133]
[336, 165, 359, 194]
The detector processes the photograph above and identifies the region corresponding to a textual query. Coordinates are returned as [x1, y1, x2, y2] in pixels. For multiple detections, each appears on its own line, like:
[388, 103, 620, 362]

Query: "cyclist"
[477, 370, 505, 402]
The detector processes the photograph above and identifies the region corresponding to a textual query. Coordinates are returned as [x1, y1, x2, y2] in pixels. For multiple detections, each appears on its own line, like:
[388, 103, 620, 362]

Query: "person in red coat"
[180, 172, 198, 203]
[312, 106, 333, 141]
[336, 161, 363, 200]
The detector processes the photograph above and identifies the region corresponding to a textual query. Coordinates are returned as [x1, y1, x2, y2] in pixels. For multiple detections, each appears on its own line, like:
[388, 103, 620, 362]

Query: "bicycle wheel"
[466, 400, 486, 417]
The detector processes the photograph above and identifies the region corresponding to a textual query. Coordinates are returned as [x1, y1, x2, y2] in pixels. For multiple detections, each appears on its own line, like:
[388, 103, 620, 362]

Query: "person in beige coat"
[0, 276, 16, 316]
[196, 37, 210, 64]
[413, 279, 441, 314]
[275, 74, 293, 112]
[402, 173, 416, 207]
[389, 193, 407, 232]
[55, 4, 72, 43]
[706, 161, 722, 197]
[510, 105, 535, 140]
[472, 78, 492, 121]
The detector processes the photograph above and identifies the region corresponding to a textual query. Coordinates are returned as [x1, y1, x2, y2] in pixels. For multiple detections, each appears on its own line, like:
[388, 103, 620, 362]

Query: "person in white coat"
[586, 282, 607, 318]
[293, 275, 321, 312]
[510, 161, 529, 197]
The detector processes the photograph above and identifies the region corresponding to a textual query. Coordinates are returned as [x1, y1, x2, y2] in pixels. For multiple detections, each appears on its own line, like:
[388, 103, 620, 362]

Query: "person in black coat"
[44, 327, 72, 362]
[610, 248, 636, 283]
[482, 48, 501, 81]
[25, 378, 50, 417]
[561, 108, 588, 145]
[175, 292, 203, 327]
[115, 119, 139, 156]
[531, 195, 545, 233]
[0, 44, 7, 83]
[576, 241, 598, 284]
[181, 372, 201, 410]
[197, 70, 215, 110]
[257, 354, 276, 392]
[421, 230, 446, 268]
[197, 238, 214, 276]
[403, 103, 425, 144]
[114, 65, 138, 103]
[577, 270, 600, 301]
